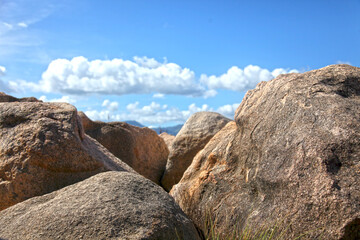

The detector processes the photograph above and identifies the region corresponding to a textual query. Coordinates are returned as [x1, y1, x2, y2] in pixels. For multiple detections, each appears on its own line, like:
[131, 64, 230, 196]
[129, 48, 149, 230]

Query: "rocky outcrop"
[171, 64, 360, 239]
[79, 112, 169, 185]
[159, 132, 175, 150]
[0, 102, 134, 210]
[0, 92, 40, 102]
[161, 112, 231, 191]
[0, 171, 200, 240]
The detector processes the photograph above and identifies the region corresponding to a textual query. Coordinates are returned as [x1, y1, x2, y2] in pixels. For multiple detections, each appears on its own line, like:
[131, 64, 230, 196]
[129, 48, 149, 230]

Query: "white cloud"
[0, 65, 11, 92]
[153, 93, 165, 98]
[216, 103, 240, 118]
[9, 54, 299, 98]
[84, 110, 112, 122]
[1, 22, 13, 31]
[102, 99, 119, 111]
[0, 66, 6, 76]
[17, 22, 28, 28]
[203, 89, 217, 98]
[85, 102, 209, 125]
[39, 95, 77, 104]
[31, 56, 209, 97]
[200, 65, 298, 92]
[85, 100, 239, 126]
[133, 56, 162, 68]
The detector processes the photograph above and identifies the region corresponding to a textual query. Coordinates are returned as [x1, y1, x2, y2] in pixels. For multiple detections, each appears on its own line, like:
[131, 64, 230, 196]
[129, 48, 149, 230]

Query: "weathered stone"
[0, 102, 134, 210]
[0, 171, 200, 240]
[0, 92, 40, 102]
[171, 64, 360, 239]
[79, 112, 169, 185]
[161, 112, 231, 191]
[159, 132, 175, 150]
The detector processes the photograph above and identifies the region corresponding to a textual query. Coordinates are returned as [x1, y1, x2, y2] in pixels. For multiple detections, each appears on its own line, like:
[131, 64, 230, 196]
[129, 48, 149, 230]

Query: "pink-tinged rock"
[161, 112, 231, 191]
[0, 102, 134, 210]
[79, 111, 169, 185]
[171, 65, 360, 239]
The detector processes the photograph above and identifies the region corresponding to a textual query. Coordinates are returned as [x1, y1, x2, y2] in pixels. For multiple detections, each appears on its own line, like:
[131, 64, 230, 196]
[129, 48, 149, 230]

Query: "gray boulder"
[0, 171, 200, 240]
[0, 102, 134, 210]
[171, 64, 360, 239]
[161, 112, 231, 191]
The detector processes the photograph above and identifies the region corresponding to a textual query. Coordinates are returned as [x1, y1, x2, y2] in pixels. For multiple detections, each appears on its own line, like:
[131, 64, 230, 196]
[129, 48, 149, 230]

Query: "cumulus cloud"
[0, 65, 11, 92]
[216, 103, 240, 117]
[85, 101, 239, 126]
[39, 95, 77, 104]
[0, 66, 6, 76]
[9, 54, 299, 97]
[9, 54, 299, 99]
[200, 65, 298, 92]
[102, 99, 119, 111]
[85, 102, 207, 125]
[153, 93, 165, 98]
[32, 56, 210, 97]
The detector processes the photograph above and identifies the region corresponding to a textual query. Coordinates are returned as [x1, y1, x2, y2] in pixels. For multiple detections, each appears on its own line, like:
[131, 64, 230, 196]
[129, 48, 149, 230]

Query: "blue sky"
[0, 0, 359, 127]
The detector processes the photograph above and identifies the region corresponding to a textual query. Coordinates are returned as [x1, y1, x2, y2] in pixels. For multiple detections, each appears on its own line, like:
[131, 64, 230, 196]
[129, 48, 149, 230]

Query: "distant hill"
[151, 124, 183, 136]
[125, 120, 183, 136]
[124, 120, 145, 128]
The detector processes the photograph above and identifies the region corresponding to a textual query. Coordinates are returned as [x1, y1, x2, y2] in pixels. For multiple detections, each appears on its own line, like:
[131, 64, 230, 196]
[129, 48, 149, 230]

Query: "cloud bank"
[0, 66, 6, 76]
[200, 65, 298, 92]
[39, 95, 77, 104]
[35, 56, 210, 97]
[10, 56, 298, 98]
[85, 100, 240, 125]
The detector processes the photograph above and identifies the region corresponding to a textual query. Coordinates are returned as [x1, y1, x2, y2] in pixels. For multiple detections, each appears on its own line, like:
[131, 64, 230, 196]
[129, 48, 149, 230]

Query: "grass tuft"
[201, 210, 313, 240]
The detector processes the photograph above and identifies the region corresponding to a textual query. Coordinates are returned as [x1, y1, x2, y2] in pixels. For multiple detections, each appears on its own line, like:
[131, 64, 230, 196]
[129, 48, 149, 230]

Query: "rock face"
[0, 102, 134, 210]
[159, 132, 175, 150]
[0, 92, 40, 102]
[171, 65, 360, 239]
[79, 112, 169, 185]
[0, 171, 200, 240]
[161, 112, 231, 191]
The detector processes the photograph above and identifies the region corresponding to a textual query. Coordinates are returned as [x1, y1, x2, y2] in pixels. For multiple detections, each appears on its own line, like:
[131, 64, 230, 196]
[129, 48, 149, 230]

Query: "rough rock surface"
[0, 171, 200, 240]
[0, 102, 134, 210]
[0, 92, 40, 102]
[159, 132, 175, 150]
[79, 112, 169, 185]
[161, 112, 231, 191]
[171, 64, 360, 239]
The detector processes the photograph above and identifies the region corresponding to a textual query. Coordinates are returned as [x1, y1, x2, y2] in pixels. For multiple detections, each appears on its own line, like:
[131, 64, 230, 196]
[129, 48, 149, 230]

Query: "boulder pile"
[171, 64, 360, 239]
[161, 112, 231, 191]
[0, 171, 200, 240]
[1, 64, 359, 239]
[78, 111, 169, 185]
[0, 101, 134, 210]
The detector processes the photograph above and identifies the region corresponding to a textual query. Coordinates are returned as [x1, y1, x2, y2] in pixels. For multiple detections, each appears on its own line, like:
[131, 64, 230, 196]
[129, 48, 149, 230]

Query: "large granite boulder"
[161, 112, 231, 191]
[0, 102, 134, 210]
[0, 171, 200, 240]
[79, 112, 169, 185]
[159, 132, 175, 150]
[171, 64, 360, 239]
